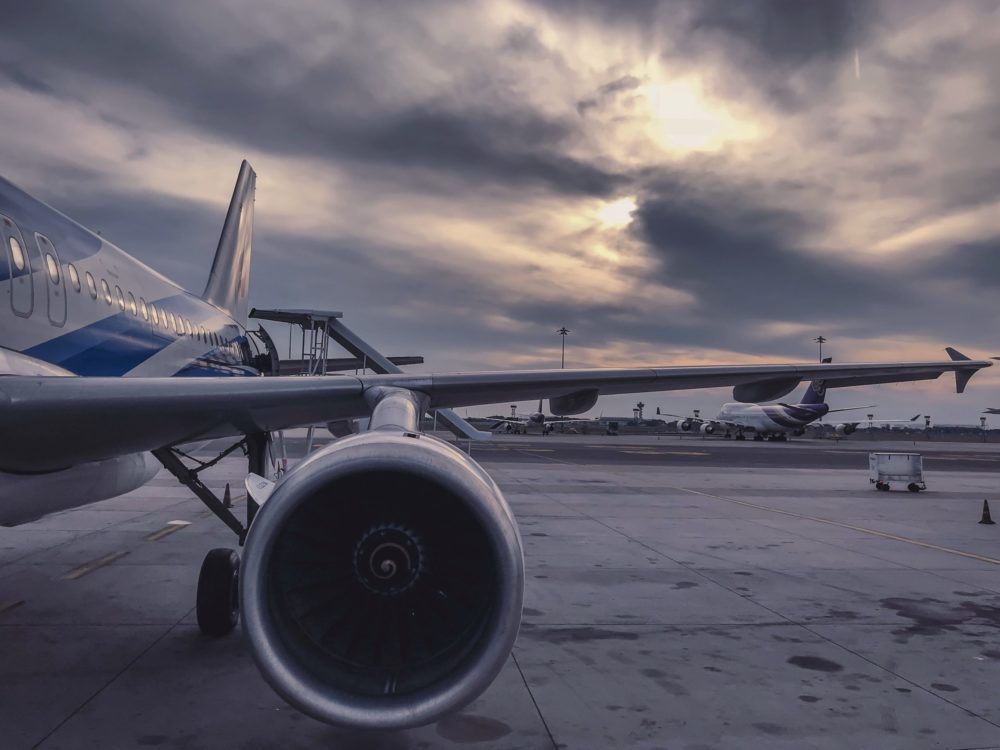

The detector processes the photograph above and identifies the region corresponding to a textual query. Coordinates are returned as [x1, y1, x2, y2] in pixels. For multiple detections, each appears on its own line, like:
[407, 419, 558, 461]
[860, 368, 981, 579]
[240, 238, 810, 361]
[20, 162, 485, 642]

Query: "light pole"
[557, 327, 570, 368]
[814, 335, 827, 362]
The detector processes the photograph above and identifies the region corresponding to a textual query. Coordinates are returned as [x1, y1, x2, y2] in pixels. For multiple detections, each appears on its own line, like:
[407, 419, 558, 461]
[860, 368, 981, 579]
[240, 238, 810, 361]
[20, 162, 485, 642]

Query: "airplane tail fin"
[203, 160, 256, 324]
[800, 356, 832, 405]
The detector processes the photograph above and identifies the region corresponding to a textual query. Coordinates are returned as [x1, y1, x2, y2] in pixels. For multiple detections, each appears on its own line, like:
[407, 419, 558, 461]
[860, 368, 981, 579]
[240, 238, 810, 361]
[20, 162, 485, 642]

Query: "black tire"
[907, 483, 921, 493]
[197, 548, 240, 637]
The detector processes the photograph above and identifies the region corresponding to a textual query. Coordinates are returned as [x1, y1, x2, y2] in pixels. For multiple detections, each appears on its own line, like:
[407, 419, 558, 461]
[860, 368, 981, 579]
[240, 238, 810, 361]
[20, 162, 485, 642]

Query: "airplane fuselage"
[0, 176, 257, 378]
[716, 401, 829, 433]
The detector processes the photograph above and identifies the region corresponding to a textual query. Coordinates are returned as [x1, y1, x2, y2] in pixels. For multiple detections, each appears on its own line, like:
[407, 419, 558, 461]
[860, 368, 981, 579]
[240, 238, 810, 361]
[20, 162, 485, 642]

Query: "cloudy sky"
[1, 0, 999, 422]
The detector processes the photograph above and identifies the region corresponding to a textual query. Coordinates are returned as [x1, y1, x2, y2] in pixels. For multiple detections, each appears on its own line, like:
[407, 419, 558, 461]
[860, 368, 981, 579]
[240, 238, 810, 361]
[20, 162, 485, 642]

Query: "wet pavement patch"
[787, 655, 844, 673]
[881, 596, 1000, 642]
[798, 695, 820, 703]
[930, 682, 959, 692]
[522, 626, 641, 643]
[436, 714, 512, 743]
[753, 722, 787, 736]
[671, 581, 699, 590]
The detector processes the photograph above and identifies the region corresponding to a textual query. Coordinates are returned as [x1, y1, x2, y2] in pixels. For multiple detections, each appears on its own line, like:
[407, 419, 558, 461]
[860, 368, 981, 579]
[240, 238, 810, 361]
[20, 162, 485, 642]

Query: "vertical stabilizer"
[800, 356, 832, 405]
[203, 161, 256, 324]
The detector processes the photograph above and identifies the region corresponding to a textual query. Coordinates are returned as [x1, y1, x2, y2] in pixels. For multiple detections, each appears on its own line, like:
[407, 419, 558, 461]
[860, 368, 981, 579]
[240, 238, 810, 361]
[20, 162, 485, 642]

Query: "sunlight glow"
[597, 196, 637, 228]
[642, 79, 759, 153]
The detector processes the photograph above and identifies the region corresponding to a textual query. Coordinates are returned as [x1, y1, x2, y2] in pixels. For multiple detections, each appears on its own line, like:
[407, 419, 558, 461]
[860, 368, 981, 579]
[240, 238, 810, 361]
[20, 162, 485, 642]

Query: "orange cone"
[979, 500, 995, 525]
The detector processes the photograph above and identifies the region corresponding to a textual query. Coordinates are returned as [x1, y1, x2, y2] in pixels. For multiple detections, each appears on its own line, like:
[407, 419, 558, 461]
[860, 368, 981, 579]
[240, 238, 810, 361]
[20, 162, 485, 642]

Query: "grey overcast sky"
[1, 0, 999, 422]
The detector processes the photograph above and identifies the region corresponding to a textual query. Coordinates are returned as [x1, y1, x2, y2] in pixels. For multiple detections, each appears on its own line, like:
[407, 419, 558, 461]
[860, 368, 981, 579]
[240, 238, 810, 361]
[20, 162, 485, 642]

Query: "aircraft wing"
[0, 354, 988, 471]
[821, 405, 877, 414]
[844, 414, 923, 425]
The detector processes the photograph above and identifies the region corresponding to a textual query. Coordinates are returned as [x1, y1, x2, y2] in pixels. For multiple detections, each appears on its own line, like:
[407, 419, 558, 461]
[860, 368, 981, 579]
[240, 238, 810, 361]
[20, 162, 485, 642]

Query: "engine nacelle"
[241, 431, 524, 729]
[835, 423, 856, 435]
[700, 423, 715, 435]
[680, 419, 694, 431]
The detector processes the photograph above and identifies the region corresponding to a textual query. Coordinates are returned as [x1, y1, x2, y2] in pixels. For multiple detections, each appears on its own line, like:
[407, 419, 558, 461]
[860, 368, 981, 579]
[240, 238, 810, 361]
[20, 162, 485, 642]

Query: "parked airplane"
[490, 399, 586, 433]
[668, 368, 924, 441]
[0, 162, 989, 730]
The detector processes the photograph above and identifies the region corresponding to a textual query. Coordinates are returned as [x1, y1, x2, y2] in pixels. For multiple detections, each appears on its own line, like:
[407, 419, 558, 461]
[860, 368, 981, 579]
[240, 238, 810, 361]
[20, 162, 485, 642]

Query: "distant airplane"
[984, 408, 1000, 415]
[490, 399, 587, 433]
[0, 161, 989, 730]
[667, 371, 923, 441]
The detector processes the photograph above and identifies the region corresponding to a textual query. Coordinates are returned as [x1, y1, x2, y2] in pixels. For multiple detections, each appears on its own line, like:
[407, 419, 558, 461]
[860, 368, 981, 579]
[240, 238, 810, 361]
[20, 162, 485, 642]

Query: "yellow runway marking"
[145, 520, 191, 542]
[674, 486, 1000, 566]
[63, 551, 130, 580]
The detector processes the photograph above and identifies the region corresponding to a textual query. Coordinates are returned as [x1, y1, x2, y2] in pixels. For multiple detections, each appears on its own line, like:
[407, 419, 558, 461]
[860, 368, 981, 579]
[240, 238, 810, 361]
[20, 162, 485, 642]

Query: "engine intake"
[240, 431, 523, 729]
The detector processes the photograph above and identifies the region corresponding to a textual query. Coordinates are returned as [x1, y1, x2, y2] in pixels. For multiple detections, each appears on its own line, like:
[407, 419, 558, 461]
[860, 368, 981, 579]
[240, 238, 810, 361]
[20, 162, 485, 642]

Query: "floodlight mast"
[557, 327, 570, 369]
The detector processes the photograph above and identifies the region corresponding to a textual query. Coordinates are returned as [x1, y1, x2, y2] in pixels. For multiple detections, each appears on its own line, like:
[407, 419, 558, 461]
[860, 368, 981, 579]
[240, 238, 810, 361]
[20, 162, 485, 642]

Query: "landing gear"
[752, 433, 764, 441]
[153, 432, 274, 638]
[197, 548, 240, 636]
[735, 431, 746, 441]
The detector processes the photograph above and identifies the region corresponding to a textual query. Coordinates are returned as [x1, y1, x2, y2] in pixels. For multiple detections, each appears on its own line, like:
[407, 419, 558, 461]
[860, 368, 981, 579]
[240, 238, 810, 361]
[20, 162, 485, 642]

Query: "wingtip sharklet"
[946, 347, 986, 393]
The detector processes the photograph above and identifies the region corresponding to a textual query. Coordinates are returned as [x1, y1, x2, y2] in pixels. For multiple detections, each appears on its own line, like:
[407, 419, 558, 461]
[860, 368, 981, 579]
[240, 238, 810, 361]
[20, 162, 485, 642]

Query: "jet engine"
[835, 423, 856, 435]
[680, 419, 694, 431]
[240, 431, 524, 729]
[700, 423, 715, 435]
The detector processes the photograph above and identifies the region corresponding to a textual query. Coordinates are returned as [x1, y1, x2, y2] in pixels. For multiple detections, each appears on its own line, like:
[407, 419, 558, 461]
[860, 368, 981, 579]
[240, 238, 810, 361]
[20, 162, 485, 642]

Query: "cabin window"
[67, 264, 81, 291]
[101, 278, 112, 305]
[115, 286, 125, 311]
[150, 304, 159, 326]
[9, 236, 25, 271]
[139, 298, 148, 320]
[127, 292, 138, 316]
[85, 271, 98, 299]
[45, 253, 60, 284]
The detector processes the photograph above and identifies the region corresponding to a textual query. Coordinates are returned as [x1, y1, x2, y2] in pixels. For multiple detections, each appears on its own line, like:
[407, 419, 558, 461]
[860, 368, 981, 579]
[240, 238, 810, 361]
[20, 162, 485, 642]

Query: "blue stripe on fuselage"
[24, 292, 255, 377]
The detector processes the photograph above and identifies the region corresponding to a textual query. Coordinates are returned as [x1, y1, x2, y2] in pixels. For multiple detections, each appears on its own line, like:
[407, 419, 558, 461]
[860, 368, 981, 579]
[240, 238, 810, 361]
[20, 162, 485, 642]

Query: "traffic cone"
[979, 500, 995, 525]
[223, 483, 232, 509]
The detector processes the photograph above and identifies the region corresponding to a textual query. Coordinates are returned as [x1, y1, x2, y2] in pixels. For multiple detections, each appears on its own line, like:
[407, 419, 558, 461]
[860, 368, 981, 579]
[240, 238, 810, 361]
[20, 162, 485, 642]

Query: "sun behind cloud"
[596, 196, 637, 228]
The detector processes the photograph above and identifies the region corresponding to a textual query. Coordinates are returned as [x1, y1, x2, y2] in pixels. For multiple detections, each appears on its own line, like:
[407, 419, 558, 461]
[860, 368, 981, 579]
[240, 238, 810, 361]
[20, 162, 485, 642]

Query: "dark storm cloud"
[634, 179, 901, 319]
[0, 1, 622, 198]
[920, 237, 1000, 290]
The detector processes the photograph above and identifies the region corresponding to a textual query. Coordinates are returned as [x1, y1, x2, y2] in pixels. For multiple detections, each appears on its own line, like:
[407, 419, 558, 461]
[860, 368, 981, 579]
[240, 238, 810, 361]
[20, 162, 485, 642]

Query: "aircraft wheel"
[735, 433, 745, 441]
[752, 434, 764, 442]
[197, 548, 240, 637]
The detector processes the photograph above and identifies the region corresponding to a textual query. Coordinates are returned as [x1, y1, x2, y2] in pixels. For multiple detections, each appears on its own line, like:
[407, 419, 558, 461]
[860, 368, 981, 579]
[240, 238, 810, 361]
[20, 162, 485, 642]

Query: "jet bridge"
[249, 307, 491, 441]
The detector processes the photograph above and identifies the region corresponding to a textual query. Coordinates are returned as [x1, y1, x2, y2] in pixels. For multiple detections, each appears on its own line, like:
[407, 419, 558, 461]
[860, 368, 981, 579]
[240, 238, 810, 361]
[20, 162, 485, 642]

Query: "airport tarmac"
[2, 437, 1000, 749]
